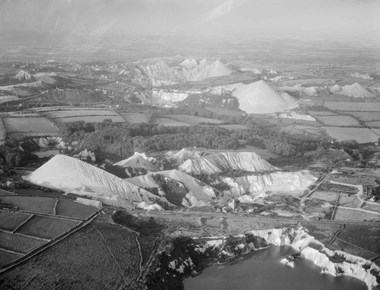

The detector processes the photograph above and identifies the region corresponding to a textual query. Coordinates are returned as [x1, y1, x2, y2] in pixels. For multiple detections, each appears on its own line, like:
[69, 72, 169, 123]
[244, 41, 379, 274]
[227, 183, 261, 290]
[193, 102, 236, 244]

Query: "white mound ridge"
[167, 148, 203, 165]
[223, 171, 317, 198]
[232, 80, 298, 114]
[340, 82, 373, 98]
[179, 58, 199, 67]
[115, 152, 158, 172]
[23, 155, 164, 207]
[197, 60, 232, 80]
[179, 151, 277, 175]
[127, 169, 217, 207]
[13, 70, 33, 82]
[139, 59, 232, 86]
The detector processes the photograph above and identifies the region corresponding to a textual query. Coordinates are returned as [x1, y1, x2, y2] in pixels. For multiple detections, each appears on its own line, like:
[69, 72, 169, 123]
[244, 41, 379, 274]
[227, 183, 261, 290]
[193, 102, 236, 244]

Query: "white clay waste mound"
[13, 70, 33, 82]
[127, 170, 217, 207]
[23, 154, 164, 206]
[199, 60, 232, 79]
[179, 58, 199, 67]
[179, 151, 277, 175]
[222, 170, 317, 198]
[139, 59, 232, 86]
[329, 84, 341, 94]
[339, 82, 373, 98]
[233, 80, 298, 114]
[114, 152, 158, 172]
[151, 89, 190, 106]
[167, 148, 203, 165]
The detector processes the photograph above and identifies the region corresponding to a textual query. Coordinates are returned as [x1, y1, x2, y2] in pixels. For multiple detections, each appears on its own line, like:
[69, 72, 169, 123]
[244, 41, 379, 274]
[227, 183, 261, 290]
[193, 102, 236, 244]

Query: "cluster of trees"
[63, 120, 239, 160]
[0, 145, 34, 167]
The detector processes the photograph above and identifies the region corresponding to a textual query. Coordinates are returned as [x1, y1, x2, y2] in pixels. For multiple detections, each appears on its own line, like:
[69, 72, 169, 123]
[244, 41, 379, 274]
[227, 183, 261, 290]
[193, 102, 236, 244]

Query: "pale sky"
[0, 0, 379, 41]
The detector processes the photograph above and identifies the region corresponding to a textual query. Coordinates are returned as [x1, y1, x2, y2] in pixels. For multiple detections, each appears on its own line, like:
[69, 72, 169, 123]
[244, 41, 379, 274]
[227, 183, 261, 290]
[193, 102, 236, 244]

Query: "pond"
[184, 246, 367, 290]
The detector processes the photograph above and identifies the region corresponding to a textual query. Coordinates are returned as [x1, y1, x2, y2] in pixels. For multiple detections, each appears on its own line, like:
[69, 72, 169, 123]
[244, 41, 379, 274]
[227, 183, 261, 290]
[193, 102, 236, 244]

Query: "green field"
[45, 109, 125, 123]
[325, 101, 380, 112]
[56, 199, 98, 220]
[0, 249, 23, 268]
[0, 196, 56, 215]
[0, 231, 46, 254]
[366, 120, 380, 128]
[17, 216, 80, 240]
[0, 223, 142, 289]
[0, 211, 32, 231]
[2, 117, 60, 139]
[342, 111, 380, 122]
[316, 115, 361, 127]
[323, 127, 379, 143]
[334, 207, 380, 221]
[119, 112, 151, 124]
[168, 114, 223, 125]
[0, 118, 6, 145]
[153, 117, 190, 127]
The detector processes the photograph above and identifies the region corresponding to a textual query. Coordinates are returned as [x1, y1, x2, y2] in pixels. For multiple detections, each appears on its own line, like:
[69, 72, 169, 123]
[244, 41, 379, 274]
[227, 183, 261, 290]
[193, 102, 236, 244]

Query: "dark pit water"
[184, 246, 367, 290]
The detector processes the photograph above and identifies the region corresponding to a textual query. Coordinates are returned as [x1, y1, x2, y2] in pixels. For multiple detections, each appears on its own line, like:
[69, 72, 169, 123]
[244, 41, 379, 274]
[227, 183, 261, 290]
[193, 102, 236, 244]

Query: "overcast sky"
[0, 0, 379, 42]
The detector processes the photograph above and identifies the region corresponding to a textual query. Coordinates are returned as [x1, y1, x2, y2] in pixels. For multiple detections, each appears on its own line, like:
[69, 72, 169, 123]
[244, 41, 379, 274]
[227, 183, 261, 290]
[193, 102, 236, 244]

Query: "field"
[0, 95, 19, 103]
[323, 127, 379, 143]
[0, 196, 56, 214]
[0, 249, 23, 268]
[2, 117, 60, 139]
[0, 231, 46, 254]
[309, 191, 338, 202]
[308, 111, 337, 116]
[17, 215, 80, 239]
[316, 115, 361, 127]
[0, 118, 5, 144]
[119, 112, 151, 123]
[343, 111, 380, 121]
[0, 223, 142, 289]
[49, 110, 121, 118]
[333, 207, 380, 221]
[338, 194, 362, 208]
[56, 199, 98, 219]
[366, 120, 380, 128]
[0, 210, 31, 231]
[168, 114, 223, 125]
[153, 117, 190, 127]
[362, 202, 380, 213]
[205, 106, 244, 117]
[324, 101, 380, 112]
[337, 224, 380, 255]
[46, 109, 125, 123]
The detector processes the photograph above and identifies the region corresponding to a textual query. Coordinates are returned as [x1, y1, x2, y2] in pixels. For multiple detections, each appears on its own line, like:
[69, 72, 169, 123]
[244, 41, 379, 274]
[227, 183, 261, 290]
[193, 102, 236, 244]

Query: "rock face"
[232, 80, 298, 114]
[23, 154, 166, 207]
[179, 151, 277, 175]
[127, 169, 218, 207]
[157, 227, 379, 290]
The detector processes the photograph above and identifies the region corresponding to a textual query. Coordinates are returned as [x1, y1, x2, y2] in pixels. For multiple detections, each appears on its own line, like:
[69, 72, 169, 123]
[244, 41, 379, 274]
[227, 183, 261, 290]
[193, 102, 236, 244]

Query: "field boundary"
[0, 210, 100, 274]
